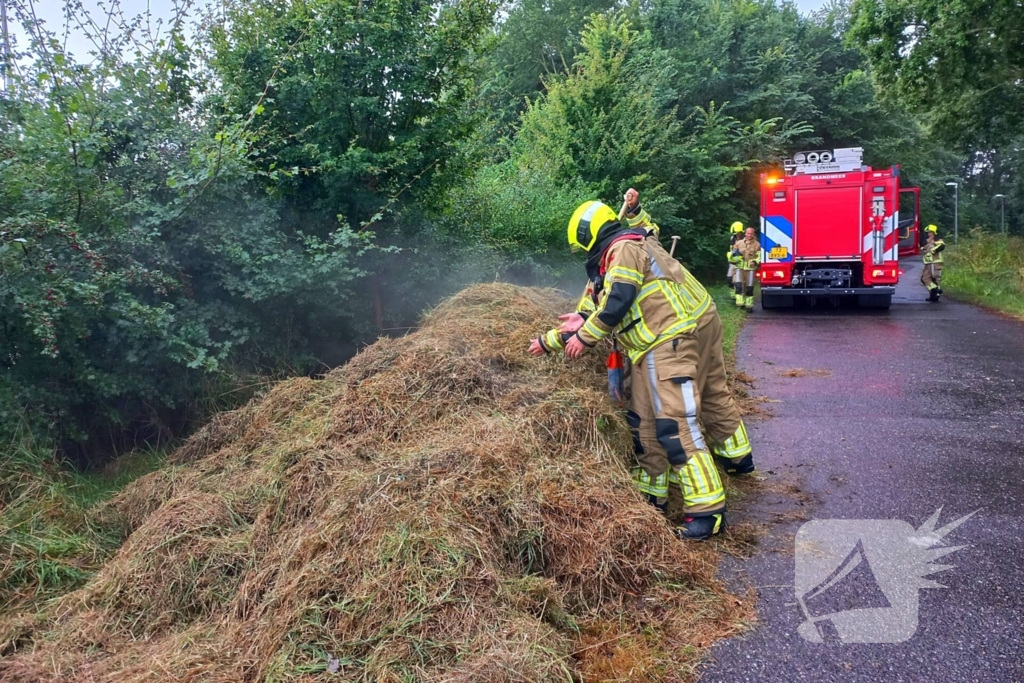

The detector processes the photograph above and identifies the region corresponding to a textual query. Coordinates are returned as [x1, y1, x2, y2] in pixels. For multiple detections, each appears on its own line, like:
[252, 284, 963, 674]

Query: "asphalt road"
[700, 259, 1024, 683]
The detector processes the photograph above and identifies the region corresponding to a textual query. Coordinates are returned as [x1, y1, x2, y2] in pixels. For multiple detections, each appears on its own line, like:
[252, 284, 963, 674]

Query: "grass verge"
[710, 284, 747, 358]
[943, 230, 1024, 320]
[0, 435, 165, 616]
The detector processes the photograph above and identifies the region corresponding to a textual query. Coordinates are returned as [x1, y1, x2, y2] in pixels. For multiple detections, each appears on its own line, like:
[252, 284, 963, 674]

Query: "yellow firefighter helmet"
[568, 201, 618, 252]
[731, 221, 744, 233]
[926, 224, 938, 233]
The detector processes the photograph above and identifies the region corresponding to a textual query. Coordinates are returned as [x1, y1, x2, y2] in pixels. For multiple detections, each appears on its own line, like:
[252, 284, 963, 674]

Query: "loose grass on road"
[944, 231, 1024, 320]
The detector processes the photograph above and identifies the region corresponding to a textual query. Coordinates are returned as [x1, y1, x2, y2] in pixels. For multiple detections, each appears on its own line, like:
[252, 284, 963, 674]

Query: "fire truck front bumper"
[761, 286, 896, 297]
[761, 286, 895, 309]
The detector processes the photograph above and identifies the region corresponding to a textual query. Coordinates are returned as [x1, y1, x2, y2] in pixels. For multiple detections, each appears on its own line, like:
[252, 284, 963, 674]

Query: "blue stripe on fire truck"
[760, 216, 794, 263]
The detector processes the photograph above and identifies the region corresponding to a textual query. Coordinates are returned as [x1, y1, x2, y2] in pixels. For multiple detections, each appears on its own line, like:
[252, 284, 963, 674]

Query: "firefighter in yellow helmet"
[528, 201, 727, 540]
[921, 224, 945, 302]
[612, 193, 755, 478]
[727, 221, 744, 285]
[731, 227, 760, 310]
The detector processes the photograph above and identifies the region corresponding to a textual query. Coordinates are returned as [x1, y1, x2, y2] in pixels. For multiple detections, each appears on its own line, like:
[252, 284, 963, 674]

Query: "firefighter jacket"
[624, 204, 660, 237]
[540, 234, 698, 363]
[653, 237, 711, 320]
[727, 232, 744, 264]
[734, 237, 761, 270]
[625, 214, 710, 319]
[923, 238, 945, 264]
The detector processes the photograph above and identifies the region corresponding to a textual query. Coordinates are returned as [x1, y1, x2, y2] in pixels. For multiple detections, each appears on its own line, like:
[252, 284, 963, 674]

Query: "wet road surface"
[700, 259, 1024, 683]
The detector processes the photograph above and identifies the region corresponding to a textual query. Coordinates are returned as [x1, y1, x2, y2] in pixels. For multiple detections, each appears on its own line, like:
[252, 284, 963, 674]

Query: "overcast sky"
[9, 0, 201, 63]
[12, 0, 830, 64]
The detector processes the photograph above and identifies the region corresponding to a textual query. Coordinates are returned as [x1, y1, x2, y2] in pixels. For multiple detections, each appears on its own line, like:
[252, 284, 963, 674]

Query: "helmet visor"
[575, 202, 603, 252]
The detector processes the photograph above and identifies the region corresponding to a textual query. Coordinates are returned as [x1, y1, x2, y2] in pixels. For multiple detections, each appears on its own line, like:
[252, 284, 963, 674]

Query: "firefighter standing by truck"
[528, 201, 727, 540]
[732, 227, 760, 310]
[727, 222, 744, 285]
[921, 224, 945, 302]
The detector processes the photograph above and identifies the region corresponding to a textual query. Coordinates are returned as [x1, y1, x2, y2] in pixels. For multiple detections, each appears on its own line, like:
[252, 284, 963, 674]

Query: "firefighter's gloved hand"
[565, 334, 587, 359]
[558, 313, 585, 334]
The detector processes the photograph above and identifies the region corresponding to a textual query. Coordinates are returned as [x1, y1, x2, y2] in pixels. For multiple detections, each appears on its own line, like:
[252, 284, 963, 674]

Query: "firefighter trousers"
[628, 333, 726, 518]
[921, 262, 943, 291]
[695, 305, 754, 474]
[734, 269, 755, 308]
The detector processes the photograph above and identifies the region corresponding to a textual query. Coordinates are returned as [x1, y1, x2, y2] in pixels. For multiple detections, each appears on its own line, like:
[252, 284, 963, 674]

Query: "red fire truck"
[757, 148, 920, 309]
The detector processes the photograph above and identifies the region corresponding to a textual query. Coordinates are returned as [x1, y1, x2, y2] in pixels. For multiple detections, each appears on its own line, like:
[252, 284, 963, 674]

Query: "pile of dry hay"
[0, 284, 750, 682]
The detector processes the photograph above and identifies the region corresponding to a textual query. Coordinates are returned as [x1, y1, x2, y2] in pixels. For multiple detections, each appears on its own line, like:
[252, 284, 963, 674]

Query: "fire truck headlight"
[773, 270, 785, 279]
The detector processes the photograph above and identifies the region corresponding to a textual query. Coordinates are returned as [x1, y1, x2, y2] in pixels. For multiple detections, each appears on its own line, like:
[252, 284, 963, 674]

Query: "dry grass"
[778, 368, 830, 379]
[727, 372, 775, 420]
[0, 284, 750, 683]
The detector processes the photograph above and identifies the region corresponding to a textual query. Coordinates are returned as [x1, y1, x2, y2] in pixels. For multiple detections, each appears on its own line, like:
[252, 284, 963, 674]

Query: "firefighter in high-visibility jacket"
[921, 224, 945, 302]
[618, 198, 755, 478]
[731, 227, 760, 310]
[727, 222, 744, 284]
[528, 201, 726, 539]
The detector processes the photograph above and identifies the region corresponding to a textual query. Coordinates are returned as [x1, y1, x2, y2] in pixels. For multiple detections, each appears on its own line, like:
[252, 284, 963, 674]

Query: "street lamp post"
[946, 182, 959, 244]
[994, 194, 1006, 234]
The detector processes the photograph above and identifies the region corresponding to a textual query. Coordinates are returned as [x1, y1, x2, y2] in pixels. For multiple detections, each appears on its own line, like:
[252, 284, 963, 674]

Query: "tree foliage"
[0, 0, 495, 461]
[850, 0, 1024, 148]
[850, 0, 1024, 233]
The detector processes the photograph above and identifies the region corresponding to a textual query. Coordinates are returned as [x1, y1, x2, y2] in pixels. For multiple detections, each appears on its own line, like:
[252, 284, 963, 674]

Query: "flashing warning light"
[765, 177, 779, 185]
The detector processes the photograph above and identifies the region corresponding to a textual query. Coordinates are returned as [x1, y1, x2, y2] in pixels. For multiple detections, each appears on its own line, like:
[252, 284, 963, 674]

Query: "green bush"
[943, 230, 1024, 319]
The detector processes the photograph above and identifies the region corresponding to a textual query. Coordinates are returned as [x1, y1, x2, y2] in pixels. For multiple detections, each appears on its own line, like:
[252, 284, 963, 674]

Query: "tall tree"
[850, 0, 1024, 149]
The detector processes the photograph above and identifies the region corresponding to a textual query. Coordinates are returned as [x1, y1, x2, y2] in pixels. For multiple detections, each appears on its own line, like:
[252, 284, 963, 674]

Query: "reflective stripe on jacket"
[736, 237, 760, 270]
[923, 238, 945, 264]
[624, 206, 660, 237]
[575, 239, 698, 363]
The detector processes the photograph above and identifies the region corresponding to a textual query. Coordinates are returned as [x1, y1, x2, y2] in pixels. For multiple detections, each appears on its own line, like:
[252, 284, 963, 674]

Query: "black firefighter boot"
[715, 452, 755, 476]
[928, 288, 940, 302]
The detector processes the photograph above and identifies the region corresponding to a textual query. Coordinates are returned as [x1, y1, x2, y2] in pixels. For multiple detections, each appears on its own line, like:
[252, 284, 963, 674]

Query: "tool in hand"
[669, 235, 680, 258]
